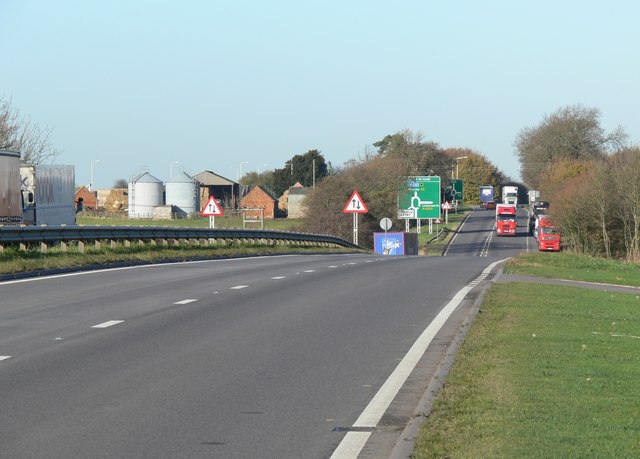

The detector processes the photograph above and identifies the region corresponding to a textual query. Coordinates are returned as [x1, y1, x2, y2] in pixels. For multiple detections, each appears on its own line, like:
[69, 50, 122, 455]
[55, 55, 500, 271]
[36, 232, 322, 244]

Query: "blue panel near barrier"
[373, 232, 405, 256]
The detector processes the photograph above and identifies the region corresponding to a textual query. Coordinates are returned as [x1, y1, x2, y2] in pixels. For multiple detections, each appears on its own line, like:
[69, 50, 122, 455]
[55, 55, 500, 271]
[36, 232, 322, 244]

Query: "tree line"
[515, 104, 639, 261]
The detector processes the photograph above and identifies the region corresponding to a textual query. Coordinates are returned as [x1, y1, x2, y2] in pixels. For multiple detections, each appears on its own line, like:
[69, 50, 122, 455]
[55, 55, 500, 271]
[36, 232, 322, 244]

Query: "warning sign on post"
[201, 196, 224, 217]
[343, 191, 368, 213]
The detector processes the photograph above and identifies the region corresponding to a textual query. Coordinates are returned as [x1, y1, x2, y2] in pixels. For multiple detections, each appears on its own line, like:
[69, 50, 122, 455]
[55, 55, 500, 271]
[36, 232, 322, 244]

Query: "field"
[414, 253, 640, 458]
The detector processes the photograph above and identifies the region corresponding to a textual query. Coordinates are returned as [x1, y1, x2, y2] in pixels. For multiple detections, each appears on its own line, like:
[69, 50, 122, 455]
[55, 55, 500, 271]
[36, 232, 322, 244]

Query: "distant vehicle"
[479, 185, 494, 208]
[496, 203, 517, 236]
[532, 201, 549, 214]
[502, 185, 518, 205]
[485, 200, 496, 210]
[537, 215, 561, 251]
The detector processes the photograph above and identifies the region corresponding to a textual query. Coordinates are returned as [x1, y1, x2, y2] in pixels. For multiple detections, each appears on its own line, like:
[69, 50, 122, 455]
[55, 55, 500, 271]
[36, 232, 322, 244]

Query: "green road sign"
[398, 176, 441, 219]
[450, 178, 464, 200]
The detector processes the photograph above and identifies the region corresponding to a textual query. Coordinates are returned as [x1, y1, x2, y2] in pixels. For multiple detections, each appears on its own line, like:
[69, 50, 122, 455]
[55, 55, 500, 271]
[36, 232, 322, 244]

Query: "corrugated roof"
[193, 170, 237, 186]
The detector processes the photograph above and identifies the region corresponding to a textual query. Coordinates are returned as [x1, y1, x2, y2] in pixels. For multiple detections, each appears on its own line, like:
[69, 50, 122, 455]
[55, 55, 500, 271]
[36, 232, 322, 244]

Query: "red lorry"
[537, 215, 561, 251]
[496, 204, 517, 236]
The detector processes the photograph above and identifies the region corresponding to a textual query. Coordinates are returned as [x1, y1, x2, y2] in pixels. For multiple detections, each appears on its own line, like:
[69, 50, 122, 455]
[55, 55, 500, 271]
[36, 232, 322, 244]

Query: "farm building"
[193, 170, 240, 209]
[240, 186, 279, 219]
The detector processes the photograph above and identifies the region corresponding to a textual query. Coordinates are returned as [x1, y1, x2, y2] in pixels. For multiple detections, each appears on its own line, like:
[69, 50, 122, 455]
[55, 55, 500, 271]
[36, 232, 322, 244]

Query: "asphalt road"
[0, 209, 532, 458]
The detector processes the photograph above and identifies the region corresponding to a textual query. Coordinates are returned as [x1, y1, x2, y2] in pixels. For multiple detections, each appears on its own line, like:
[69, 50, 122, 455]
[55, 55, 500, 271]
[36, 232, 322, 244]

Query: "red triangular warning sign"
[343, 190, 368, 213]
[201, 196, 224, 216]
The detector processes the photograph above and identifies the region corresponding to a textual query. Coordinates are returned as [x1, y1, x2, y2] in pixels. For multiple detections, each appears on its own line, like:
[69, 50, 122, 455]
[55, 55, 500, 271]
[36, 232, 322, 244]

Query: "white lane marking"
[328, 266, 338, 268]
[303, 270, 315, 273]
[230, 285, 249, 290]
[350, 258, 507, 432]
[0, 356, 11, 361]
[348, 262, 357, 265]
[330, 431, 371, 459]
[174, 299, 198, 305]
[91, 320, 124, 329]
[0, 254, 304, 286]
[271, 276, 286, 279]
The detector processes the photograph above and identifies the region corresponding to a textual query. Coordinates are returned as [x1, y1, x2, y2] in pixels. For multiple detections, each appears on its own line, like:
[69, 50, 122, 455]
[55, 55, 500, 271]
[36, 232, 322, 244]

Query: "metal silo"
[128, 172, 163, 218]
[165, 172, 200, 217]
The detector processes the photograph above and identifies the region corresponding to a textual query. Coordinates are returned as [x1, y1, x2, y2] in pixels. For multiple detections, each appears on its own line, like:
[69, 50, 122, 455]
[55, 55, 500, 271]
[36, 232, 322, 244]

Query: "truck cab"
[496, 204, 517, 236]
[537, 216, 561, 251]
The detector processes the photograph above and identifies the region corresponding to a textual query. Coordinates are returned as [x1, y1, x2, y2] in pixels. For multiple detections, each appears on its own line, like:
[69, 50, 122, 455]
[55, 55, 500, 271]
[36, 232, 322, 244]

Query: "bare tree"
[0, 97, 60, 164]
[515, 105, 627, 188]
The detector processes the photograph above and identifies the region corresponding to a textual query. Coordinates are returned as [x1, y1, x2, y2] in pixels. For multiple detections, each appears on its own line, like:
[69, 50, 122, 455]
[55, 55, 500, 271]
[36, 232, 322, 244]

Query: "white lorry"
[20, 164, 76, 226]
[502, 185, 518, 205]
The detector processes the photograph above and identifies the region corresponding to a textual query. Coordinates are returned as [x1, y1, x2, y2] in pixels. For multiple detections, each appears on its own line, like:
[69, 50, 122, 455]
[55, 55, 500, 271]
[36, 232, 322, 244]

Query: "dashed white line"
[174, 299, 198, 305]
[271, 276, 286, 279]
[230, 285, 249, 290]
[303, 270, 316, 273]
[328, 266, 338, 268]
[0, 356, 11, 361]
[91, 320, 124, 329]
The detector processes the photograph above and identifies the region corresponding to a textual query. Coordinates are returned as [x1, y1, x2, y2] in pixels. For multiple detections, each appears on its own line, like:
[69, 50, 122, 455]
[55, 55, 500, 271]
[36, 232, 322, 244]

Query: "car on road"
[485, 201, 496, 210]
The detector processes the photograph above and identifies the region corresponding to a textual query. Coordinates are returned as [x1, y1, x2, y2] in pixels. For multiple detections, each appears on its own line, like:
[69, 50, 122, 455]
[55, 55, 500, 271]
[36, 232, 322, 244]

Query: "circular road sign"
[380, 217, 392, 231]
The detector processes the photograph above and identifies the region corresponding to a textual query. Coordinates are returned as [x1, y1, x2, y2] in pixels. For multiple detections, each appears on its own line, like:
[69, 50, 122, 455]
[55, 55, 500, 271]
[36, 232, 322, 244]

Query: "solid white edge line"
[0, 356, 11, 361]
[352, 258, 507, 429]
[91, 320, 124, 329]
[174, 299, 198, 305]
[329, 432, 371, 459]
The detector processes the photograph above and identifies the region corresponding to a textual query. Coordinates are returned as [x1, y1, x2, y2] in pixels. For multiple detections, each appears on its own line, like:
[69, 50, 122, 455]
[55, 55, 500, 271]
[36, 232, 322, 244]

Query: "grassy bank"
[414, 253, 640, 458]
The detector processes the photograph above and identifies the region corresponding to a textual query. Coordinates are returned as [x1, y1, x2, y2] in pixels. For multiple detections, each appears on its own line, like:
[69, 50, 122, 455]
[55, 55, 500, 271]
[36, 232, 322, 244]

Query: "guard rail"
[0, 225, 360, 253]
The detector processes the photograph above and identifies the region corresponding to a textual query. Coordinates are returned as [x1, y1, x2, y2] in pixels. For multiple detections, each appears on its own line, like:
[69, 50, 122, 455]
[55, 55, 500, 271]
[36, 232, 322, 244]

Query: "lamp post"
[170, 161, 179, 180]
[238, 161, 248, 182]
[90, 159, 100, 191]
[454, 156, 468, 179]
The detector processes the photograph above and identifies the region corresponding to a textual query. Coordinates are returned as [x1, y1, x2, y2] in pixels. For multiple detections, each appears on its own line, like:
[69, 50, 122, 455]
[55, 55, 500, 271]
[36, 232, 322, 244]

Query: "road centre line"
[0, 356, 11, 362]
[271, 276, 286, 279]
[303, 270, 316, 273]
[91, 320, 124, 329]
[174, 299, 198, 305]
[230, 285, 249, 290]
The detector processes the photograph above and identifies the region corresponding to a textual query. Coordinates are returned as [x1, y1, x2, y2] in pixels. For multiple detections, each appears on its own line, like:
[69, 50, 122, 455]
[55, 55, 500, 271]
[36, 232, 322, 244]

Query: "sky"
[2, 0, 639, 189]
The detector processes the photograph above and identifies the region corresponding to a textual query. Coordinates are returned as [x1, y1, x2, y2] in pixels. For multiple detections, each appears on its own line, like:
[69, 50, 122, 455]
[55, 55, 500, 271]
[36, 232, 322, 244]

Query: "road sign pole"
[416, 218, 421, 234]
[353, 213, 358, 245]
[210, 216, 214, 229]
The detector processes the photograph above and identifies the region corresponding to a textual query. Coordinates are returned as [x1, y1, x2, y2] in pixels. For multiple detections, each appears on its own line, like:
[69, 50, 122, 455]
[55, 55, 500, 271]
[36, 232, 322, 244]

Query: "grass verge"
[0, 243, 361, 277]
[414, 253, 640, 457]
[506, 252, 640, 287]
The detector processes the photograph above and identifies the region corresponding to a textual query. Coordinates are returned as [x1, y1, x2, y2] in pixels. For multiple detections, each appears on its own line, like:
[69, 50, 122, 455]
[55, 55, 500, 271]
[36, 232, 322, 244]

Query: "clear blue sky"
[2, 0, 638, 189]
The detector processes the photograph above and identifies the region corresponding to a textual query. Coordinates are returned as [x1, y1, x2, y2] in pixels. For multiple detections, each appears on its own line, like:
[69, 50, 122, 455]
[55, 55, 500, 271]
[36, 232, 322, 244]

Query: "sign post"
[201, 195, 224, 228]
[343, 190, 368, 245]
[398, 176, 441, 234]
[441, 200, 452, 224]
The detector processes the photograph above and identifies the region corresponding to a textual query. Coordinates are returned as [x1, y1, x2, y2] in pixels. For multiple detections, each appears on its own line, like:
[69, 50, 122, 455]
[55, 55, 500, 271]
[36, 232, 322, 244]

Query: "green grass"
[77, 214, 305, 231]
[415, 282, 640, 458]
[419, 209, 470, 255]
[506, 252, 640, 287]
[0, 243, 358, 276]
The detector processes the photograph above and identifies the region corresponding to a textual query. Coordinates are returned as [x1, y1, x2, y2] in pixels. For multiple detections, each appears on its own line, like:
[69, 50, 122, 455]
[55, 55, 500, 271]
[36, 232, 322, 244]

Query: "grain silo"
[128, 172, 163, 218]
[165, 172, 200, 217]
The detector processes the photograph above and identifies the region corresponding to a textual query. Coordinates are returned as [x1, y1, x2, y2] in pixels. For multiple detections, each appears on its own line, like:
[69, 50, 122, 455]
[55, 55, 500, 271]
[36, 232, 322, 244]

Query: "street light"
[90, 159, 100, 191]
[238, 161, 248, 182]
[170, 160, 179, 180]
[453, 156, 468, 179]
